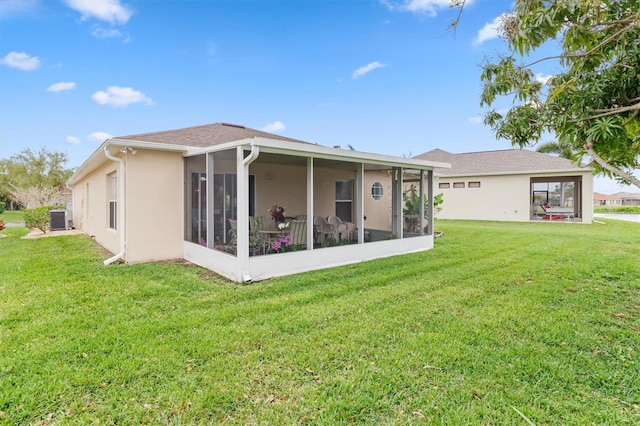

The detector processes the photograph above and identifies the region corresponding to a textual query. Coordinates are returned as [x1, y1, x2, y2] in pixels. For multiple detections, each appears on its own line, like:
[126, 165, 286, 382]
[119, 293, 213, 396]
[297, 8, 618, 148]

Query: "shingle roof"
[414, 148, 585, 176]
[116, 122, 312, 147]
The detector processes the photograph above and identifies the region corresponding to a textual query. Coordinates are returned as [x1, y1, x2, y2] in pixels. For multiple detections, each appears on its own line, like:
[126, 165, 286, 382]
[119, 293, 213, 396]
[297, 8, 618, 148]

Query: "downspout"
[239, 144, 260, 283]
[103, 146, 126, 265]
[243, 144, 260, 166]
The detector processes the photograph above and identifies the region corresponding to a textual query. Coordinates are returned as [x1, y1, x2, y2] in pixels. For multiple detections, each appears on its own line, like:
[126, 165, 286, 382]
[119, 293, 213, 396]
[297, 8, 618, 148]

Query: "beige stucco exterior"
[71, 149, 184, 263]
[435, 170, 594, 223]
[68, 127, 447, 283]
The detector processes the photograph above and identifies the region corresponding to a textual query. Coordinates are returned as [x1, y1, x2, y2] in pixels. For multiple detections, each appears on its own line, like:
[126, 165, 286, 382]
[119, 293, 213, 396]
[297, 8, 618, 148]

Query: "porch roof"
[188, 137, 450, 171]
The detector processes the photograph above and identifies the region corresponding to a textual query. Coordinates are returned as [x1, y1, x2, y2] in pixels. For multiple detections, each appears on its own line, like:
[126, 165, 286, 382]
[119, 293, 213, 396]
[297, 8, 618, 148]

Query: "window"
[438, 182, 450, 189]
[108, 172, 117, 230]
[336, 179, 353, 222]
[371, 182, 383, 200]
[468, 181, 481, 188]
[453, 182, 465, 188]
[530, 176, 582, 221]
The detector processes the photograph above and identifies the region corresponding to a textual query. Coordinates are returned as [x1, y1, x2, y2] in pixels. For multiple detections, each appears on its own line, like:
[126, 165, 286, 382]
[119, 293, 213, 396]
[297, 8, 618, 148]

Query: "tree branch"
[623, 109, 639, 126]
[519, 20, 635, 69]
[584, 140, 640, 189]
[570, 102, 640, 123]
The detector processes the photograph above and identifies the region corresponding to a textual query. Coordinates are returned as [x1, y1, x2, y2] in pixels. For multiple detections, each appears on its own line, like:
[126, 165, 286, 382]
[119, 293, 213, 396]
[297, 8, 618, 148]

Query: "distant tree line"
[0, 148, 75, 209]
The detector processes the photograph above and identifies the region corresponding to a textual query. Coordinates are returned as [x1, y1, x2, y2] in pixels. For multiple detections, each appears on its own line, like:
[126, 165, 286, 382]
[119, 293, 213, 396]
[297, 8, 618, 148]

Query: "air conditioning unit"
[49, 209, 71, 231]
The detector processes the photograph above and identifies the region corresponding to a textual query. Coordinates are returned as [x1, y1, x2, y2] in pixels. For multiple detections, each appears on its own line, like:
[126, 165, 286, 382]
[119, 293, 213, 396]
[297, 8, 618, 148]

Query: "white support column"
[236, 146, 249, 279]
[392, 167, 403, 238]
[427, 169, 434, 236]
[419, 170, 425, 236]
[356, 163, 364, 243]
[206, 152, 215, 248]
[307, 157, 314, 250]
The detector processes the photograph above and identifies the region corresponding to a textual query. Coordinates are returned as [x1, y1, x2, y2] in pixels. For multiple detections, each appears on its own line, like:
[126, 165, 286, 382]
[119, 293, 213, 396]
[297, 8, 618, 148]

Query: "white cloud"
[64, 0, 133, 24]
[262, 121, 286, 133]
[352, 61, 388, 79]
[468, 115, 483, 125]
[92, 86, 153, 107]
[66, 135, 80, 144]
[91, 25, 123, 39]
[47, 81, 76, 93]
[0, 51, 40, 71]
[382, 0, 474, 17]
[473, 14, 505, 46]
[535, 73, 554, 84]
[88, 132, 113, 143]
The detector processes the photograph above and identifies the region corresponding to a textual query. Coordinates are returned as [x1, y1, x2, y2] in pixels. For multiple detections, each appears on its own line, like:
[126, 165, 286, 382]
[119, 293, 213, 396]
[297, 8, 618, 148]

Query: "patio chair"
[289, 219, 307, 246]
[228, 219, 238, 244]
[313, 216, 333, 244]
[250, 216, 266, 232]
[540, 205, 564, 221]
[327, 215, 354, 241]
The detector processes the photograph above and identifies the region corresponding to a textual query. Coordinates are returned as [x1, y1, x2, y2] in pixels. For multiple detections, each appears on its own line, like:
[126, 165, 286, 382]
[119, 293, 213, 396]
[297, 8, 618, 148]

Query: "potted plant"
[403, 185, 443, 234]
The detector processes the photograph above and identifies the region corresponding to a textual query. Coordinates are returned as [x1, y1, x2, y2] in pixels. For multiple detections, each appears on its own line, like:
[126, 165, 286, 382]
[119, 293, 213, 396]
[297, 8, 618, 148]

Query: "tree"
[0, 148, 75, 207]
[454, 0, 640, 189]
[535, 137, 576, 160]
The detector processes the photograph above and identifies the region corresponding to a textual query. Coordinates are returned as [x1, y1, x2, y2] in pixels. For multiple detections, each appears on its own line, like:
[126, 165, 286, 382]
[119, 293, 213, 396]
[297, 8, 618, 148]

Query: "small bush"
[594, 205, 640, 214]
[23, 206, 51, 233]
[0, 201, 6, 214]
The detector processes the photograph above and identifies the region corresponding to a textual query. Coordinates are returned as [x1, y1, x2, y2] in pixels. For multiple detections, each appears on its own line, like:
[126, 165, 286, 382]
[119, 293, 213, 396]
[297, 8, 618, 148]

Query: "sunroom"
[183, 137, 448, 283]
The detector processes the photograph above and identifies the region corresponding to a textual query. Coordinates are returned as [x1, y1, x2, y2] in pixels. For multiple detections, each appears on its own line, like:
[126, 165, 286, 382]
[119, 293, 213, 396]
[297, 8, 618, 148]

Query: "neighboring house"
[67, 122, 449, 283]
[414, 148, 594, 223]
[593, 192, 620, 206]
[594, 191, 640, 206]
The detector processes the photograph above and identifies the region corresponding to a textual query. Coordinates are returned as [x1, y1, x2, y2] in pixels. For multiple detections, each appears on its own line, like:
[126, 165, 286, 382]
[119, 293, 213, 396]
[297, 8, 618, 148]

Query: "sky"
[0, 0, 635, 194]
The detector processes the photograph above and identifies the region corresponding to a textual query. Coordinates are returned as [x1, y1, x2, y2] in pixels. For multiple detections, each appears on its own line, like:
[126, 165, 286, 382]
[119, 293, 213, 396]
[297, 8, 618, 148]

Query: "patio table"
[257, 229, 288, 242]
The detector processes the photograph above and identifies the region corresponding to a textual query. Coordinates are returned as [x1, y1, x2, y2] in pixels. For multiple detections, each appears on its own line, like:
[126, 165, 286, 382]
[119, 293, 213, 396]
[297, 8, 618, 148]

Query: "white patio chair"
[288, 219, 307, 246]
[327, 215, 355, 241]
[313, 216, 333, 244]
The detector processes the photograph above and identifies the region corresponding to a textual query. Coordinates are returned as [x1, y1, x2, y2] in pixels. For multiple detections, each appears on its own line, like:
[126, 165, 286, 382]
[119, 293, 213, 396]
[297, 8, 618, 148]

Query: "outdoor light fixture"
[119, 146, 137, 155]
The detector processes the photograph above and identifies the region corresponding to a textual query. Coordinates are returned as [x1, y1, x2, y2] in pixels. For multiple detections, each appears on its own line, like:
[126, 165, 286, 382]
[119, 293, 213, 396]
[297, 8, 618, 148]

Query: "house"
[414, 149, 594, 223]
[67, 122, 449, 283]
[593, 192, 620, 206]
[594, 192, 640, 206]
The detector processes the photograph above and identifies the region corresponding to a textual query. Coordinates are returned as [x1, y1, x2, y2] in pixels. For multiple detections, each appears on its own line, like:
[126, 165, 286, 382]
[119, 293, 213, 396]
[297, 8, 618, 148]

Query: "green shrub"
[0, 201, 5, 214]
[594, 205, 640, 214]
[23, 206, 51, 233]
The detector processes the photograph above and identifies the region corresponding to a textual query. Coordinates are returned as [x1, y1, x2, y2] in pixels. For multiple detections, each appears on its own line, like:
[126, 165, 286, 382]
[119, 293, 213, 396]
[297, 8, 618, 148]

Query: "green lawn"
[1, 220, 639, 424]
[0, 210, 24, 224]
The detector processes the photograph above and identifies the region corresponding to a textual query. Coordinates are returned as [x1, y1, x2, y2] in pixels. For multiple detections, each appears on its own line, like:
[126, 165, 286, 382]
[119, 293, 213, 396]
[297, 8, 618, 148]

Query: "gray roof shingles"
[116, 122, 312, 148]
[414, 148, 585, 175]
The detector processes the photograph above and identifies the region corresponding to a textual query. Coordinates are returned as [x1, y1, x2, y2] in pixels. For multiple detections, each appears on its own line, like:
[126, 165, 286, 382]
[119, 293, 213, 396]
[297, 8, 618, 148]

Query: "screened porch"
[182, 138, 445, 283]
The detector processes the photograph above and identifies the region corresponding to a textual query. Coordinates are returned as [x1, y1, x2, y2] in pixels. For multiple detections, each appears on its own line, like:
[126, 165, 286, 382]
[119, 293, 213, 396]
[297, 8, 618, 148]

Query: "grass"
[0, 210, 24, 223]
[1, 219, 639, 424]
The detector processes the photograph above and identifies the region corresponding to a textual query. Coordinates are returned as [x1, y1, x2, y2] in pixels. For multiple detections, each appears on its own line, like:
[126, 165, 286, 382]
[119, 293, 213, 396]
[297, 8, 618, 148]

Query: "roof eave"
[189, 137, 451, 170]
[67, 139, 191, 186]
[437, 167, 593, 178]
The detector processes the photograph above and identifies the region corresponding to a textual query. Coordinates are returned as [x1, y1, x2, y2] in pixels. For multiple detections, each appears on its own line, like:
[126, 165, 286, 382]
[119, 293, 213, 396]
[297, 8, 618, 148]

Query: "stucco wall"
[249, 162, 361, 221]
[124, 149, 184, 263]
[436, 171, 594, 223]
[71, 160, 120, 256]
[251, 162, 308, 219]
[71, 149, 184, 263]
